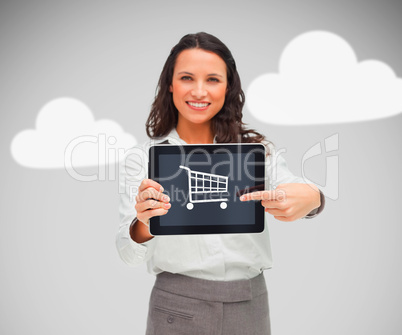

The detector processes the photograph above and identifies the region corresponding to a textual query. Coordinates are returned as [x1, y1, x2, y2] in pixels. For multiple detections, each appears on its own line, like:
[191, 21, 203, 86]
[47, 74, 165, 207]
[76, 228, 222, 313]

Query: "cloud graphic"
[11, 98, 137, 169]
[246, 31, 402, 125]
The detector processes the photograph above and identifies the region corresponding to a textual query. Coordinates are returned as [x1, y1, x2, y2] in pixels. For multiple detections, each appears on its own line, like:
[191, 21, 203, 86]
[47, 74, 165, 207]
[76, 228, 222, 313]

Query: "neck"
[176, 121, 214, 144]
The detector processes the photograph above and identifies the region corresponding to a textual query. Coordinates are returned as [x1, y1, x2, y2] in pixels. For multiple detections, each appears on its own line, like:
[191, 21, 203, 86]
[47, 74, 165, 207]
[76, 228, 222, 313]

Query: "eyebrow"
[177, 71, 224, 78]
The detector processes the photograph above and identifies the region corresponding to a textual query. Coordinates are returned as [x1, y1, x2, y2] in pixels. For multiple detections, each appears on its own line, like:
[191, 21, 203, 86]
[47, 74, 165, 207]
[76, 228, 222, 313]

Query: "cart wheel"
[187, 203, 194, 210]
[220, 202, 227, 209]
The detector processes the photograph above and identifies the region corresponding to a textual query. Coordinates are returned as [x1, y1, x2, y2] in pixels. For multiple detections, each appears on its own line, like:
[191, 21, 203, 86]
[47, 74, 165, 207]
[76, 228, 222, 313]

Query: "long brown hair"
[146, 32, 266, 144]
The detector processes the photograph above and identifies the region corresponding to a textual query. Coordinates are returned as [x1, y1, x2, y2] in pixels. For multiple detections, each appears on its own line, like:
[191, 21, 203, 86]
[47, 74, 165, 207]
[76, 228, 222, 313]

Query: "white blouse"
[115, 129, 308, 281]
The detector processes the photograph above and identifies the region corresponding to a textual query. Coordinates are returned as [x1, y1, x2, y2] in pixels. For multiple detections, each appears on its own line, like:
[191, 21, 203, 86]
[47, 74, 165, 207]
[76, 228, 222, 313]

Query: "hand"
[240, 183, 320, 222]
[135, 179, 171, 225]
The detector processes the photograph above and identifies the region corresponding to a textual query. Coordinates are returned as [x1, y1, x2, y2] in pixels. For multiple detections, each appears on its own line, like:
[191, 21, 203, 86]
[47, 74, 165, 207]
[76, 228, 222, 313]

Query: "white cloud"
[246, 31, 402, 125]
[11, 97, 137, 169]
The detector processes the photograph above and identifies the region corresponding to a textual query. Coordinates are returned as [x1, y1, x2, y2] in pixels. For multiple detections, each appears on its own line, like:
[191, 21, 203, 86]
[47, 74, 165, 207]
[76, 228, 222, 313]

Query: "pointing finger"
[240, 190, 275, 202]
[240, 189, 286, 202]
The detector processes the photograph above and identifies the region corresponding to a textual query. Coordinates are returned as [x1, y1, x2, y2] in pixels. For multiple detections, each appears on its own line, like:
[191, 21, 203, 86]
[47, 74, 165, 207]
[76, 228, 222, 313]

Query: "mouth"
[186, 101, 211, 110]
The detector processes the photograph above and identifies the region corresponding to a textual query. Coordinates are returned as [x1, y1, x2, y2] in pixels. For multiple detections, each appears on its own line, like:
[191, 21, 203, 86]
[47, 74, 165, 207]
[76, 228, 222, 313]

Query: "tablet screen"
[149, 144, 265, 235]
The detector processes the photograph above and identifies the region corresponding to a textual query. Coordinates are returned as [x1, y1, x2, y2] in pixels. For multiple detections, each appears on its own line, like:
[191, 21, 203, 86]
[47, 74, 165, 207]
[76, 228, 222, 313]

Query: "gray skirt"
[146, 272, 271, 335]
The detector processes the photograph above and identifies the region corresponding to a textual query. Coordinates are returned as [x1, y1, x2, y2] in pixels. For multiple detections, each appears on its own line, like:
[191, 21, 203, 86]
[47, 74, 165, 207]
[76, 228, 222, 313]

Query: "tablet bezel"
[148, 143, 266, 235]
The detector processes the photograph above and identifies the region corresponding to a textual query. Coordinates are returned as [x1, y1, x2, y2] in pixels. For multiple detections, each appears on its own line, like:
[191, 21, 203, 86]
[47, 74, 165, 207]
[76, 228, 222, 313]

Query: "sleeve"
[265, 143, 305, 188]
[265, 143, 325, 218]
[115, 144, 156, 267]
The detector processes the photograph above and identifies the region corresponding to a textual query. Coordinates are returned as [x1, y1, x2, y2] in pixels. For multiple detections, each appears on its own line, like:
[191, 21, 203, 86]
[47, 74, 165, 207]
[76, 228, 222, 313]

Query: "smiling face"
[170, 48, 227, 131]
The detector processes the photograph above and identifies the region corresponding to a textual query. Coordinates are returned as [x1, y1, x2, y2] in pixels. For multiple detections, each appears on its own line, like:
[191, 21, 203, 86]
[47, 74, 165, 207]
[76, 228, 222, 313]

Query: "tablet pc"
[148, 143, 266, 235]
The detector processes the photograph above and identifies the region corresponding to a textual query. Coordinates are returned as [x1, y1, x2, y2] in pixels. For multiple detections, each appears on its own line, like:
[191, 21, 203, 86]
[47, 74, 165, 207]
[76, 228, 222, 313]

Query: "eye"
[208, 77, 220, 82]
[180, 76, 192, 81]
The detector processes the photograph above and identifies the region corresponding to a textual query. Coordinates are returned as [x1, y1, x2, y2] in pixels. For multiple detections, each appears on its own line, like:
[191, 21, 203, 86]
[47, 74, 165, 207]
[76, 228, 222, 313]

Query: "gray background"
[1, 0, 401, 334]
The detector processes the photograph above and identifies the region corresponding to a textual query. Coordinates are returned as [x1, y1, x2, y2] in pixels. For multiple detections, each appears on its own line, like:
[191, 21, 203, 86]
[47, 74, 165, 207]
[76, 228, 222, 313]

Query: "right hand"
[135, 179, 171, 225]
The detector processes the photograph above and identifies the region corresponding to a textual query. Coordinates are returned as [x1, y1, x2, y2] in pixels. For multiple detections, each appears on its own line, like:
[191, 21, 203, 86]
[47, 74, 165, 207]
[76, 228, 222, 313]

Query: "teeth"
[188, 102, 209, 108]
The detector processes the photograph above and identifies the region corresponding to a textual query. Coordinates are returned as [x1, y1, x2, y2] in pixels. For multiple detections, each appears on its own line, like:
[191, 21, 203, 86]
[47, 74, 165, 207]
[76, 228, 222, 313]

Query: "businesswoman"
[116, 32, 324, 335]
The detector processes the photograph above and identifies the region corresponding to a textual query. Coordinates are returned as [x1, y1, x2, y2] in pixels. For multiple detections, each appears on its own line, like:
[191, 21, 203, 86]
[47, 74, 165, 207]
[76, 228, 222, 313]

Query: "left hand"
[240, 183, 321, 222]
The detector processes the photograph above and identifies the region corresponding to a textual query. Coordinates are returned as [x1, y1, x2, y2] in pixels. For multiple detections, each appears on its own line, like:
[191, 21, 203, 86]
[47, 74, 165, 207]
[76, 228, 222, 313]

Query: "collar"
[157, 128, 217, 145]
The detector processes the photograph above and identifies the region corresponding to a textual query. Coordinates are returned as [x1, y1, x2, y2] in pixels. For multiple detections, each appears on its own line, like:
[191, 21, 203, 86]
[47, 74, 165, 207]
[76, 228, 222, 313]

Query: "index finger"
[138, 179, 164, 193]
[240, 190, 278, 202]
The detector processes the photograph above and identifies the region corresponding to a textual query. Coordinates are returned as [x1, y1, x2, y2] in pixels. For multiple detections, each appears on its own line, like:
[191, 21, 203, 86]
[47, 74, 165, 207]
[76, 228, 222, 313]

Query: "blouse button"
[167, 315, 174, 323]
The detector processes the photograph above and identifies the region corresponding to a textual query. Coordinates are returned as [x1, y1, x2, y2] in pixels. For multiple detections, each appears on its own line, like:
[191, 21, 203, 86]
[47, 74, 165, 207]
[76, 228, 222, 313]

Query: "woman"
[117, 32, 324, 335]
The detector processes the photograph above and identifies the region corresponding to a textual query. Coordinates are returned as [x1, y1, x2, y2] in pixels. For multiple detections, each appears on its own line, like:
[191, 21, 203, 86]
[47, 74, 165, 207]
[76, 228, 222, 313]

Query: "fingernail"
[163, 195, 169, 202]
[164, 203, 171, 209]
[240, 195, 245, 201]
[160, 186, 164, 192]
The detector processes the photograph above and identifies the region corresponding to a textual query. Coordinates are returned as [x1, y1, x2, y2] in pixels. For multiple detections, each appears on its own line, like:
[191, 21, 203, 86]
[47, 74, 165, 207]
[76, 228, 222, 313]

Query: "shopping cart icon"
[179, 165, 229, 210]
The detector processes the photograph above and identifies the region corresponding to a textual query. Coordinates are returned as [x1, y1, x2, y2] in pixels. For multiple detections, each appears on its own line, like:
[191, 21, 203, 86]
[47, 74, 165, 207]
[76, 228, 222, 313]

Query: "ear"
[169, 85, 173, 92]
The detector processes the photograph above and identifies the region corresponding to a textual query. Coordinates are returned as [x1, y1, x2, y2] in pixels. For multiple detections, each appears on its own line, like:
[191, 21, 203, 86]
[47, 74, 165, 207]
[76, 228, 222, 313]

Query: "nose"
[191, 81, 207, 99]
